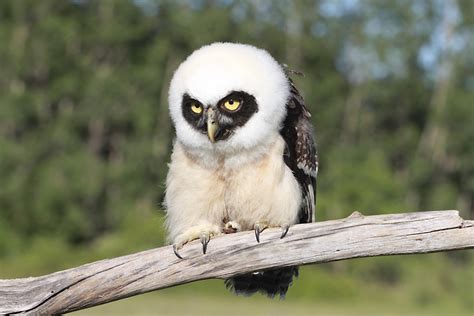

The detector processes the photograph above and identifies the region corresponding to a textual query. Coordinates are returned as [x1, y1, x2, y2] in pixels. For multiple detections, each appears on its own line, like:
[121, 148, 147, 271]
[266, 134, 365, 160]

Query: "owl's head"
[168, 42, 290, 155]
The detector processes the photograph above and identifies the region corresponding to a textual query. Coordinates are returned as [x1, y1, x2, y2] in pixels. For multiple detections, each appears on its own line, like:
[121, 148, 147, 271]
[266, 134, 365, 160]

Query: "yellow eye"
[190, 103, 202, 114]
[223, 99, 241, 111]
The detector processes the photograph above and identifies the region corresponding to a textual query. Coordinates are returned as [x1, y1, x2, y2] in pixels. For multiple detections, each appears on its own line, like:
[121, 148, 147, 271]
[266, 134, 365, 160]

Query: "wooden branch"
[1, 210, 473, 315]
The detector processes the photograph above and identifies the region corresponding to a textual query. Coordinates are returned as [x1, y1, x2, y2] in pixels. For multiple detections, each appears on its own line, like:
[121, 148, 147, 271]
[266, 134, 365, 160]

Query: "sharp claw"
[280, 225, 290, 239]
[173, 244, 183, 259]
[254, 223, 267, 243]
[200, 233, 210, 254]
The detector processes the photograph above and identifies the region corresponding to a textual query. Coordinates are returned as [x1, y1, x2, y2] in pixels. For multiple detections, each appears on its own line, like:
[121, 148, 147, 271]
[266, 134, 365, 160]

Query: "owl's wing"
[280, 78, 318, 223]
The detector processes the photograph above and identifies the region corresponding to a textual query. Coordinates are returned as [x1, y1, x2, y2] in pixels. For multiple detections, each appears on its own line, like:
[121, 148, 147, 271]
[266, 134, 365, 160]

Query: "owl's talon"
[171, 224, 221, 257]
[254, 222, 268, 243]
[280, 224, 290, 239]
[173, 244, 183, 259]
[200, 233, 210, 254]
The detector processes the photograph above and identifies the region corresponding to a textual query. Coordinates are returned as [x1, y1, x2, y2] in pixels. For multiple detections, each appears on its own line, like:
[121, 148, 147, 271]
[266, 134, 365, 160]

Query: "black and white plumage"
[282, 77, 318, 223]
[165, 42, 318, 298]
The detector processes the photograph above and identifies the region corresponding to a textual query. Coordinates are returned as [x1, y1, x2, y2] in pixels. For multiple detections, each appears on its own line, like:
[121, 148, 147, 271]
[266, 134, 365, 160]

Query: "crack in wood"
[404, 225, 465, 237]
[8, 261, 129, 315]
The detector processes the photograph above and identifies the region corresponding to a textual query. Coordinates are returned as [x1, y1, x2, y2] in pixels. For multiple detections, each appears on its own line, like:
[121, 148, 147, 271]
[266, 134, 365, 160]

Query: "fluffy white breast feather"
[165, 137, 301, 243]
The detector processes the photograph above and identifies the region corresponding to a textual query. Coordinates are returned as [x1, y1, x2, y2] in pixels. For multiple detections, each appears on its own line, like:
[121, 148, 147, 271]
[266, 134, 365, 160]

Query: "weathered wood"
[1, 210, 473, 315]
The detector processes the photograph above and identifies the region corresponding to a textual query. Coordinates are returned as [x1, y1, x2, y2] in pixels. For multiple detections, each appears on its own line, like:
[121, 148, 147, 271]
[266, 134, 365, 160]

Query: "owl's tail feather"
[225, 267, 299, 298]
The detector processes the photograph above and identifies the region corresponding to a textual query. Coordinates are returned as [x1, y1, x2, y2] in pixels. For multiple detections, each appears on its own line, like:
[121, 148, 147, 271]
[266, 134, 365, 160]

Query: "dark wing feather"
[280, 78, 318, 223]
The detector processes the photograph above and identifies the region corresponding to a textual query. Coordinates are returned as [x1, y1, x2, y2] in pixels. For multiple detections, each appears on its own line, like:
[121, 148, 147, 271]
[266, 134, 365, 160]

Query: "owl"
[164, 42, 318, 298]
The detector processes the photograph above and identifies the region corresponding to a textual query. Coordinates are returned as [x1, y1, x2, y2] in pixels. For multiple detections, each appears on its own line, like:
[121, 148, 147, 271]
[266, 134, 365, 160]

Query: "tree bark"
[1, 210, 473, 315]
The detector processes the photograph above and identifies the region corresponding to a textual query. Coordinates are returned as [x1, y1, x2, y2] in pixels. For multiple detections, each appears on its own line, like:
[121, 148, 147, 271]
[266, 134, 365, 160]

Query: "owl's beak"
[207, 108, 219, 143]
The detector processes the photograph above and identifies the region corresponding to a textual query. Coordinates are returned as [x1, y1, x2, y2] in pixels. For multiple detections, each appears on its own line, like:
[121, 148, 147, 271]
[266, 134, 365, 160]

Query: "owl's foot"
[223, 221, 241, 234]
[254, 222, 291, 242]
[172, 224, 221, 259]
